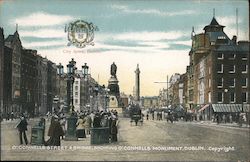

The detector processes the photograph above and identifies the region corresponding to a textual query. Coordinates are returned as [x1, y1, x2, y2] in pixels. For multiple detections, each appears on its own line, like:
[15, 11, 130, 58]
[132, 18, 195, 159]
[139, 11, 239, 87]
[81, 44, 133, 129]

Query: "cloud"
[111, 5, 195, 16]
[217, 16, 242, 27]
[115, 31, 186, 41]
[22, 40, 66, 49]
[19, 28, 66, 38]
[11, 12, 74, 27]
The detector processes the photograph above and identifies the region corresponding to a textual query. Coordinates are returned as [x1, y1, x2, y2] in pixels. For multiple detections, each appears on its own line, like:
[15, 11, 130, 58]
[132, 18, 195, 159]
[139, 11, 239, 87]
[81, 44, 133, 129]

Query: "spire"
[213, 8, 215, 18]
[16, 24, 18, 32]
[191, 26, 195, 39]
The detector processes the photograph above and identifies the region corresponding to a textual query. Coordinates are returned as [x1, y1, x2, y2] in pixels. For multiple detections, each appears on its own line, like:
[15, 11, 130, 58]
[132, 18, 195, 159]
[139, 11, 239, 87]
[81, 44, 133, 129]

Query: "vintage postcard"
[0, 0, 249, 161]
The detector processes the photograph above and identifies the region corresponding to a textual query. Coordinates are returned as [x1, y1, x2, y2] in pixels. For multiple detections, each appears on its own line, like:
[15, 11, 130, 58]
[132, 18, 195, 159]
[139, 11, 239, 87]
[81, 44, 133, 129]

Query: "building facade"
[0, 28, 4, 114]
[188, 17, 249, 120]
[20, 49, 37, 116]
[5, 30, 22, 113]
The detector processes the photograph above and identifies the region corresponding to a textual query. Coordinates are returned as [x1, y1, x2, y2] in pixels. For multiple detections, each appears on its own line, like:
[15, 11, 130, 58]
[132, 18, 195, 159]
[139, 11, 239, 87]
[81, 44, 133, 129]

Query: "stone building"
[188, 16, 249, 119]
[5, 30, 22, 113]
[20, 49, 37, 116]
[0, 28, 4, 113]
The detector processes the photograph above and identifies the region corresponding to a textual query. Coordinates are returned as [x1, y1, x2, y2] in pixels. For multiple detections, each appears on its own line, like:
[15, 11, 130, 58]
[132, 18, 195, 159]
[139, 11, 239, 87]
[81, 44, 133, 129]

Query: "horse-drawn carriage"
[129, 104, 143, 126]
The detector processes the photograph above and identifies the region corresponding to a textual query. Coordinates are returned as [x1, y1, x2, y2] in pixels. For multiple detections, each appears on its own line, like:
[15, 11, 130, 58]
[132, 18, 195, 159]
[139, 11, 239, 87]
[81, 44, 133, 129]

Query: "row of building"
[0, 27, 58, 117]
[142, 17, 249, 119]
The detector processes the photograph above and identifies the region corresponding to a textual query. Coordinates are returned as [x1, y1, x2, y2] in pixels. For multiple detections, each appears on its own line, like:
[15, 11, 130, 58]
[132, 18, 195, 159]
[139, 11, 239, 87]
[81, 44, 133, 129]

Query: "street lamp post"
[82, 63, 89, 111]
[57, 58, 87, 141]
[94, 84, 99, 111]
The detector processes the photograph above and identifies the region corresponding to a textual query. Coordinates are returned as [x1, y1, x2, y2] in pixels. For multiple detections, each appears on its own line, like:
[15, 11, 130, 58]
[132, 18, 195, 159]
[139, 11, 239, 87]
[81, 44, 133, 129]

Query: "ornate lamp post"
[94, 84, 99, 111]
[82, 63, 89, 110]
[56, 63, 64, 112]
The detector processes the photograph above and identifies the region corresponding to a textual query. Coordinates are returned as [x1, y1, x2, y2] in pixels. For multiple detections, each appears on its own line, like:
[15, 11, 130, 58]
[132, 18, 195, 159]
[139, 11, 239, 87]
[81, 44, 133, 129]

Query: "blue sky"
[0, 0, 249, 96]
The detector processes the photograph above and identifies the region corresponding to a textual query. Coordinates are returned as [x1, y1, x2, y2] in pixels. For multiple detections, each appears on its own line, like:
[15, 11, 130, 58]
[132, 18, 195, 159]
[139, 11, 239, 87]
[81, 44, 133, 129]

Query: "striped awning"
[212, 104, 250, 113]
[198, 104, 210, 112]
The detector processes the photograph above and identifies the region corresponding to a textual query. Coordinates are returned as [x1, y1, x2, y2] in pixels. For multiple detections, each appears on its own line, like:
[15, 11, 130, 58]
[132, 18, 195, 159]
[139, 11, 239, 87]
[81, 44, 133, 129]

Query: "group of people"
[13, 109, 119, 147]
[75, 110, 119, 142]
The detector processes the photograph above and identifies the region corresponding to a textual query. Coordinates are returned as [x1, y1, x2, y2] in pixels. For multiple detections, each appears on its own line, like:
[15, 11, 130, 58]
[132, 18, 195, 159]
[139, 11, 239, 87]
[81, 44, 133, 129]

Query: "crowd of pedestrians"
[10, 109, 120, 146]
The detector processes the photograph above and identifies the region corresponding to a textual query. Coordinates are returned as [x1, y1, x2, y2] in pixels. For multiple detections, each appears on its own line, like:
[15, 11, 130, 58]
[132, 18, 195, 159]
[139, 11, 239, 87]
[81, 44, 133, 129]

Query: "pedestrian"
[110, 116, 118, 142]
[152, 112, 154, 120]
[16, 116, 28, 145]
[76, 114, 86, 139]
[93, 113, 101, 128]
[60, 117, 66, 139]
[46, 115, 64, 146]
[146, 113, 149, 120]
[84, 113, 92, 135]
[11, 111, 14, 120]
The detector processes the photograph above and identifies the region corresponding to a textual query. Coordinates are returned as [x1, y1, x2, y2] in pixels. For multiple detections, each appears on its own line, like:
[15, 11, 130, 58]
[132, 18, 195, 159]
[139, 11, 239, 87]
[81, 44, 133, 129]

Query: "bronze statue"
[110, 62, 117, 77]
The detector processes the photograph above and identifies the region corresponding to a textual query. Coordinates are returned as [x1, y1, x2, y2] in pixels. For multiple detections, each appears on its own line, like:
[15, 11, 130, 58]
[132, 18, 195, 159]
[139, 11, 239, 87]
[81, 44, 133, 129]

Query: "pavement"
[1, 117, 250, 161]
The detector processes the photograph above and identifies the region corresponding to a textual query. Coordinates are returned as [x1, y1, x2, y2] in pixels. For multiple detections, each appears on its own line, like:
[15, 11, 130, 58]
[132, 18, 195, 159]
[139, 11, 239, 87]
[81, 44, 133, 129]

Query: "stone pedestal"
[64, 115, 78, 141]
[108, 76, 122, 114]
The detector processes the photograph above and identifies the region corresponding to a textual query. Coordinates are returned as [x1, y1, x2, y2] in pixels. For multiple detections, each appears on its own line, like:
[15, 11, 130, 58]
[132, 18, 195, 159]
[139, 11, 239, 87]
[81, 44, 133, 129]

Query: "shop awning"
[212, 104, 243, 113]
[198, 104, 210, 112]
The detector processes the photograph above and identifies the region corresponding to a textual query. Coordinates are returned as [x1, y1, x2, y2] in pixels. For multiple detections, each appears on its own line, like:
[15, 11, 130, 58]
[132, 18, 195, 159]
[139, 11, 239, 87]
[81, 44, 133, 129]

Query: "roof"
[207, 31, 230, 43]
[5, 35, 14, 42]
[210, 17, 220, 25]
[203, 17, 225, 32]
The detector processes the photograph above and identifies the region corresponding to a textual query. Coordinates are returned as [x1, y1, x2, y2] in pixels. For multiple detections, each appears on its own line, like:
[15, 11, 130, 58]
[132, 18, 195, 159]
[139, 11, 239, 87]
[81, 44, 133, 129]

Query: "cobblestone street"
[1, 117, 249, 161]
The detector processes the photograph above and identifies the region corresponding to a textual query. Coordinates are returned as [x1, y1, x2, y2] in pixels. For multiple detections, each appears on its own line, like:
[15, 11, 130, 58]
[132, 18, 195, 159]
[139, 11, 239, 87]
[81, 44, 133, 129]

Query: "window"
[217, 78, 223, 87]
[218, 92, 223, 103]
[242, 54, 247, 60]
[230, 92, 235, 103]
[228, 53, 235, 59]
[208, 92, 211, 103]
[208, 79, 211, 88]
[242, 65, 247, 73]
[242, 92, 247, 103]
[217, 53, 223, 59]
[229, 78, 235, 87]
[242, 78, 247, 87]
[217, 64, 223, 73]
[75, 86, 78, 90]
[229, 65, 235, 73]
[75, 81, 79, 84]
[75, 92, 78, 96]
[75, 99, 78, 104]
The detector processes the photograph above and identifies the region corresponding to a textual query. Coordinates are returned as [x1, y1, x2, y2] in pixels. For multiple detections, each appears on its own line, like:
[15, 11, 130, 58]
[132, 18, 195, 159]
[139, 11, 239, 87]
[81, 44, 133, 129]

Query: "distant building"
[141, 96, 159, 109]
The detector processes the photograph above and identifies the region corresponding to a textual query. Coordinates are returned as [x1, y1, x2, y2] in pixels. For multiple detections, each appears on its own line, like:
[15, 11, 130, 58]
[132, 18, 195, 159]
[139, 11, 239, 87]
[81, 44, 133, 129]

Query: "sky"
[0, 0, 249, 96]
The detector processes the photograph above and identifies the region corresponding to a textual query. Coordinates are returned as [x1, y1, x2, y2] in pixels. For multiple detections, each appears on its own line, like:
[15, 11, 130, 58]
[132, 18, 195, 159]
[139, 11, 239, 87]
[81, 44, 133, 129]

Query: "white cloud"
[171, 40, 192, 46]
[217, 16, 242, 27]
[11, 12, 74, 27]
[22, 40, 66, 48]
[111, 5, 195, 16]
[19, 28, 67, 38]
[115, 31, 186, 41]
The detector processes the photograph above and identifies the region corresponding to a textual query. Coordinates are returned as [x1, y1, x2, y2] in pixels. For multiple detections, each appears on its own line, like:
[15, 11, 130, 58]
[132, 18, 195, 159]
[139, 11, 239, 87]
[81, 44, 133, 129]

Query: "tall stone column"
[135, 64, 140, 101]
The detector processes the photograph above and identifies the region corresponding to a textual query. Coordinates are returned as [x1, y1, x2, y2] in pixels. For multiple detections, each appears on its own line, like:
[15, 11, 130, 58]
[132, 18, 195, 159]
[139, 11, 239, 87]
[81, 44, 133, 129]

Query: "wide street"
[1, 117, 249, 161]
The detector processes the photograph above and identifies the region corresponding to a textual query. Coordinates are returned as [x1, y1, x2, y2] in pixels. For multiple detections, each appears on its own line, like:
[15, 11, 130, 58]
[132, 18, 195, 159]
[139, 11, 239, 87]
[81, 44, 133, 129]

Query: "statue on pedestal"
[110, 62, 117, 78]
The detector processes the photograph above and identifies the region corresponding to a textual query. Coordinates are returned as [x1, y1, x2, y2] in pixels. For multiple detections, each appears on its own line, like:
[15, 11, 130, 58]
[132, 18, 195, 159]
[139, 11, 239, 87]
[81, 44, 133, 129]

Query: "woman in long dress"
[76, 115, 86, 139]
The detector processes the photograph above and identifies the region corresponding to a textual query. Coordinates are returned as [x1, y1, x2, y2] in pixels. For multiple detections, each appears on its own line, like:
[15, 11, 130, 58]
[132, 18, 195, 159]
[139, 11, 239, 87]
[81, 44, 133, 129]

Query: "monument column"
[135, 64, 140, 101]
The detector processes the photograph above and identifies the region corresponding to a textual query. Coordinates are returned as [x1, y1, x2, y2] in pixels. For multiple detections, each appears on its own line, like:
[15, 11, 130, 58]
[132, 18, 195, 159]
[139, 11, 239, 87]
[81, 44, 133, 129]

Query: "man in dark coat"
[46, 115, 64, 146]
[16, 116, 28, 145]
